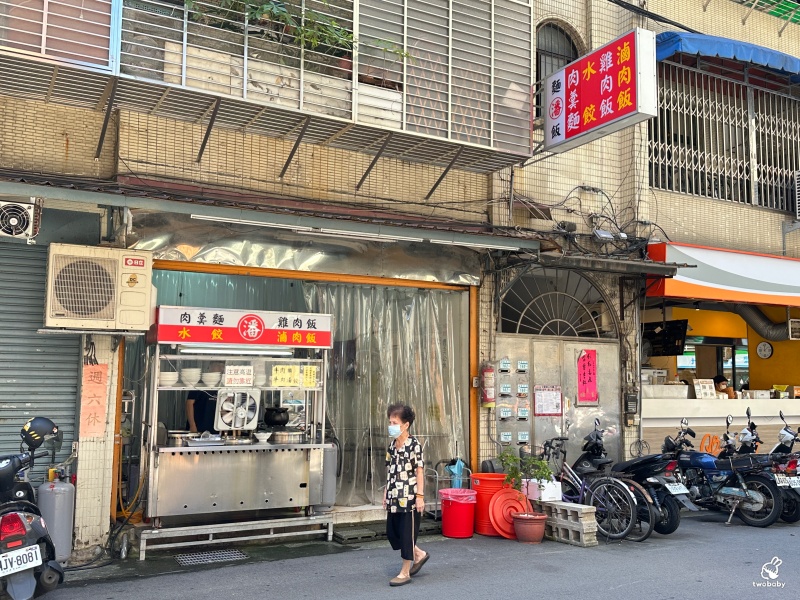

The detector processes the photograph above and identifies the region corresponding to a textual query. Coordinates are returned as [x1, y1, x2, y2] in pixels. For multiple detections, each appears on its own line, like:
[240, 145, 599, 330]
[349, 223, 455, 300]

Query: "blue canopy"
[656, 31, 800, 77]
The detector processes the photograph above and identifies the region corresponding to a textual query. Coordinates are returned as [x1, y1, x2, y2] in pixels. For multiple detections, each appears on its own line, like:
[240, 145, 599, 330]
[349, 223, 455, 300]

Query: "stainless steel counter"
[150, 444, 327, 517]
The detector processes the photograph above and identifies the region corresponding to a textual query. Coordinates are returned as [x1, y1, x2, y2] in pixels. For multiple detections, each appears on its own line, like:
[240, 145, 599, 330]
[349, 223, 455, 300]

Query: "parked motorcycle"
[612, 417, 698, 535]
[675, 415, 783, 527]
[0, 418, 64, 600]
[715, 409, 799, 523]
[763, 410, 800, 523]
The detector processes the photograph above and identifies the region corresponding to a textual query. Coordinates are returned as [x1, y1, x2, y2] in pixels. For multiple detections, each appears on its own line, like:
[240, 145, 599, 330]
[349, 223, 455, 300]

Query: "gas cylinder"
[37, 479, 75, 562]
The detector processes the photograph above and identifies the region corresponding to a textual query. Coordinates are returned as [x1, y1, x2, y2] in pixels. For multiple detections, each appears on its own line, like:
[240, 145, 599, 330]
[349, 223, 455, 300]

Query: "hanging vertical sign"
[543, 28, 657, 153]
[577, 349, 599, 405]
[80, 364, 108, 437]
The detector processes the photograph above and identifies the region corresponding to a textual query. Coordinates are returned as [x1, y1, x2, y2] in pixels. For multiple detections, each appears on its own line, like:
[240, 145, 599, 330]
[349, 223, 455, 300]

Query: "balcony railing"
[0, 0, 533, 165]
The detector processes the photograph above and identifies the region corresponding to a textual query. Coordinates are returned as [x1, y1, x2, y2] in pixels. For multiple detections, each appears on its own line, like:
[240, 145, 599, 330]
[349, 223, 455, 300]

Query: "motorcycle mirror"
[779, 410, 786, 424]
[680, 417, 688, 428]
[594, 417, 600, 430]
[686, 427, 696, 438]
[746, 406, 751, 420]
[726, 414, 733, 425]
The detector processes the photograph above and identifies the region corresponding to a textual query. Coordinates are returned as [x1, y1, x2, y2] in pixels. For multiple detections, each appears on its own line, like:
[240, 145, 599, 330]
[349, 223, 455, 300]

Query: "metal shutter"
[0, 242, 79, 470]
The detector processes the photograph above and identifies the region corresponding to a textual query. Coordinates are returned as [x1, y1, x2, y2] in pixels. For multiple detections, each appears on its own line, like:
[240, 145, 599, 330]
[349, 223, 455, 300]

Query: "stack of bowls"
[158, 372, 179, 387]
[180, 368, 202, 386]
[201, 371, 222, 387]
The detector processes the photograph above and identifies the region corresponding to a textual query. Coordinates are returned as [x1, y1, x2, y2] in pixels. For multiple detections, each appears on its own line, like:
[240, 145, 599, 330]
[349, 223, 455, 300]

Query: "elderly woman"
[382, 403, 429, 586]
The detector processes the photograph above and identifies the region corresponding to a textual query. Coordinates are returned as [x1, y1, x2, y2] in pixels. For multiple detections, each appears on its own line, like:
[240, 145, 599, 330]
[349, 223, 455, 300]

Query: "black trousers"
[386, 510, 421, 561]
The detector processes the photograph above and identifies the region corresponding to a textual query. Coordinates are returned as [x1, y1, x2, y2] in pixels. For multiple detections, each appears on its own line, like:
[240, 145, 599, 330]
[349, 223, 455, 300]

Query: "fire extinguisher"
[481, 363, 496, 407]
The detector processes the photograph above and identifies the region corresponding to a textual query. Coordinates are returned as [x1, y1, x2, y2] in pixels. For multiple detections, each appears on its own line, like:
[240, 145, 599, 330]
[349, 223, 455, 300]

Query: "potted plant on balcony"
[497, 447, 553, 544]
[358, 38, 410, 91]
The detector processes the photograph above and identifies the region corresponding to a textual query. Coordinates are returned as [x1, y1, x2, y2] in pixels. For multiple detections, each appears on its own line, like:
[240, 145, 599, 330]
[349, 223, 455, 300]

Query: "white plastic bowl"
[201, 372, 221, 386]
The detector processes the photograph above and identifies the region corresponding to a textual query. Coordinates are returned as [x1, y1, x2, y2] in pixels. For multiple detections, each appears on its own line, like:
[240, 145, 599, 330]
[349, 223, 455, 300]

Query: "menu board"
[271, 364, 300, 387]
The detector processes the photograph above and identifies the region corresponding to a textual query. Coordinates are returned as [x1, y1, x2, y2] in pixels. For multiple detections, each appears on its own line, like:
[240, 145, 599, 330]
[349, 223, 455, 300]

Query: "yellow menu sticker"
[271, 365, 300, 387]
[302, 366, 318, 388]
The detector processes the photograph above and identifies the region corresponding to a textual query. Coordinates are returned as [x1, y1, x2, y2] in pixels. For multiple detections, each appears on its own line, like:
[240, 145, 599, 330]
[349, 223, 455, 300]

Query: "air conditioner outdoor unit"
[789, 319, 800, 341]
[0, 199, 42, 241]
[45, 243, 154, 331]
[582, 302, 614, 334]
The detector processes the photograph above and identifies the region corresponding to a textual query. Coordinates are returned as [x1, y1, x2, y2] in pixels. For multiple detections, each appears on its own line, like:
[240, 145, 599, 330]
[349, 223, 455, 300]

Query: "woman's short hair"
[387, 403, 415, 426]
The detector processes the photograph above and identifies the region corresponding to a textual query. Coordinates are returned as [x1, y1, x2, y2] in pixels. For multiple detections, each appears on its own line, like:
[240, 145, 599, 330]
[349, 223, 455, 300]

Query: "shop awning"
[648, 243, 800, 307]
[656, 32, 800, 77]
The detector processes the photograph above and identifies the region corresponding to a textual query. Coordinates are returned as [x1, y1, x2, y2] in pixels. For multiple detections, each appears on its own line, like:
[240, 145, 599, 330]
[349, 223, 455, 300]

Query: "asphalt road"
[47, 512, 799, 600]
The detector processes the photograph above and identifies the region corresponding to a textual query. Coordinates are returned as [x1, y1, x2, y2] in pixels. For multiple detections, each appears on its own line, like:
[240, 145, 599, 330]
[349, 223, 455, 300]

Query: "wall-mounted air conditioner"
[582, 302, 614, 334]
[0, 199, 42, 241]
[45, 243, 153, 331]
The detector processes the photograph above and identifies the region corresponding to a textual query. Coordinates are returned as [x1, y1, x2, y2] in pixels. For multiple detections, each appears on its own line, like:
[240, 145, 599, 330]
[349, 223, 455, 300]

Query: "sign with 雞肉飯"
[544, 28, 657, 153]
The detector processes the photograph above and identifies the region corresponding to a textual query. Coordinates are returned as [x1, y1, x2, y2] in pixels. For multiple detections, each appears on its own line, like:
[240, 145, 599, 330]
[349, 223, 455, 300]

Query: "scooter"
[0, 418, 64, 600]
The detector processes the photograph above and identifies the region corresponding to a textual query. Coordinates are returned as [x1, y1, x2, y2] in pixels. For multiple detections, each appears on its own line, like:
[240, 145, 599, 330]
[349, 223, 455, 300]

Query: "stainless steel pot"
[166, 430, 200, 446]
[272, 430, 306, 444]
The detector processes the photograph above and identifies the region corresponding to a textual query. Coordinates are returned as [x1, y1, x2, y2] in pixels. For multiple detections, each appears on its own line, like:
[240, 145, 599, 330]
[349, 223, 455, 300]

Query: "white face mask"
[388, 424, 402, 438]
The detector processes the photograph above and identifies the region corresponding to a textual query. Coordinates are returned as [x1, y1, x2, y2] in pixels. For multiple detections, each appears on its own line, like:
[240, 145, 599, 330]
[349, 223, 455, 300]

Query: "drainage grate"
[175, 549, 248, 566]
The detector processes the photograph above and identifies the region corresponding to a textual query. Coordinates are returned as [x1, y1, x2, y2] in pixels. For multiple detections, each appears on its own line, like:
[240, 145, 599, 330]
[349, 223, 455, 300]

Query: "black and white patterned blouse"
[385, 435, 424, 513]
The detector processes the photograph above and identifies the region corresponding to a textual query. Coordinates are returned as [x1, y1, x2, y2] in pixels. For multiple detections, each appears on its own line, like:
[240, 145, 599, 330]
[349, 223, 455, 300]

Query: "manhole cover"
[175, 549, 248, 566]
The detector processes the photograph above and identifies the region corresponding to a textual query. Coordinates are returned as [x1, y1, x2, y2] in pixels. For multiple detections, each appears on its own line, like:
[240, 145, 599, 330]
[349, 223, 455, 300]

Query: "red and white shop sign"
[544, 28, 657, 153]
[156, 306, 333, 348]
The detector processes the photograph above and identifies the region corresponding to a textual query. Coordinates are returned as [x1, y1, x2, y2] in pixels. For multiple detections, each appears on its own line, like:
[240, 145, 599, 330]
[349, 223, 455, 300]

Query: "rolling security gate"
[0, 242, 79, 469]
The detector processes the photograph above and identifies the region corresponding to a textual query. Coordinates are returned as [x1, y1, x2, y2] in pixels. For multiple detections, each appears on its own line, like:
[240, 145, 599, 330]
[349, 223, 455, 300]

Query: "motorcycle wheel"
[37, 567, 60, 592]
[779, 492, 800, 524]
[587, 478, 635, 540]
[653, 494, 681, 535]
[737, 474, 782, 528]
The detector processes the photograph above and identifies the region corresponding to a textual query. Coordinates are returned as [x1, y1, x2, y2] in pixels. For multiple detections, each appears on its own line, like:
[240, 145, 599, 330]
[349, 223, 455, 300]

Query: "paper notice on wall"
[80, 364, 108, 437]
[534, 385, 563, 416]
[577, 349, 599, 405]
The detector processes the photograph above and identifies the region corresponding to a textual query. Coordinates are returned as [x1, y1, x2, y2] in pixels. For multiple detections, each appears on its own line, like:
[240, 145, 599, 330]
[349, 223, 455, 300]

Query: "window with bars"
[535, 23, 578, 116]
[649, 58, 800, 213]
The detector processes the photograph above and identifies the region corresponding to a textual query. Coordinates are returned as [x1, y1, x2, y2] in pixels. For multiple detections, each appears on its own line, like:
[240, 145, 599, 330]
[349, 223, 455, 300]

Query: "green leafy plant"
[497, 447, 554, 501]
[186, 0, 354, 55]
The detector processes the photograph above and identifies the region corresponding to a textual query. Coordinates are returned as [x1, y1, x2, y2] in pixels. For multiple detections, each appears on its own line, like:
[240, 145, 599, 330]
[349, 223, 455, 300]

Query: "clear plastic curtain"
[304, 283, 468, 507]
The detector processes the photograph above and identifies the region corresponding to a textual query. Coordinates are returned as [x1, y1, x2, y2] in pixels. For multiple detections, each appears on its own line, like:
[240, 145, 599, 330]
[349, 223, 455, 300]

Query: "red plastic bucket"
[471, 473, 507, 537]
[439, 489, 477, 539]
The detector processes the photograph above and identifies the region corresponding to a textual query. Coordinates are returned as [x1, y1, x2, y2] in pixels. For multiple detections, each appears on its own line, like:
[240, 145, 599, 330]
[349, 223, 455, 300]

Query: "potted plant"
[497, 447, 553, 544]
[358, 38, 410, 91]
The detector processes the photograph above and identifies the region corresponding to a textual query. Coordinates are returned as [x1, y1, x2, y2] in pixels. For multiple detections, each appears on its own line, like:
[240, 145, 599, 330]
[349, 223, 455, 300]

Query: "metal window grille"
[0, 0, 114, 69]
[650, 60, 800, 214]
[534, 23, 578, 116]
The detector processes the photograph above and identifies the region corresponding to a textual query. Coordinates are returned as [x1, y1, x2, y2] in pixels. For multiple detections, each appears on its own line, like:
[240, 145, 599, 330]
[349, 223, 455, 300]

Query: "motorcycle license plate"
[788, 477, 800, 489]
[665, 483, 690, 495]
[0, 544, 42, 577]
[774, 474, 789, 487]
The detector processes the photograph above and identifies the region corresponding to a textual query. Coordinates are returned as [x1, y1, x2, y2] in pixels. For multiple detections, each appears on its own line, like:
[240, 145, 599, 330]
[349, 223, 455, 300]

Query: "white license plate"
[789, 477, 800, 489]
[775, 474, 789, 487]
[665, 483, 690, 495]
[0, 544, 42, 577]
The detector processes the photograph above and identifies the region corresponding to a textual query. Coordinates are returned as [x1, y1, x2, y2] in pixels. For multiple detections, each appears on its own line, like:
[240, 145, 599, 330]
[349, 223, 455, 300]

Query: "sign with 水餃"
[156, 306, 333, 348]
[544, 28, 657, 153]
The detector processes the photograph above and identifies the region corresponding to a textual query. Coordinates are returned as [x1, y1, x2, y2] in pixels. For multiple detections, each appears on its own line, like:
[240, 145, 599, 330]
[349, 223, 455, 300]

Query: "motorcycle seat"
[592, 458, 613, 467]
[714, 455, 764, 470]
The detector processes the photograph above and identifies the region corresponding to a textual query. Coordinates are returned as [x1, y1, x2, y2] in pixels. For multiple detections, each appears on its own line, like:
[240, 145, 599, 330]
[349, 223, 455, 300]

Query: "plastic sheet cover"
[305, 283, 468, 507]
[128, 211, 480, 286]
